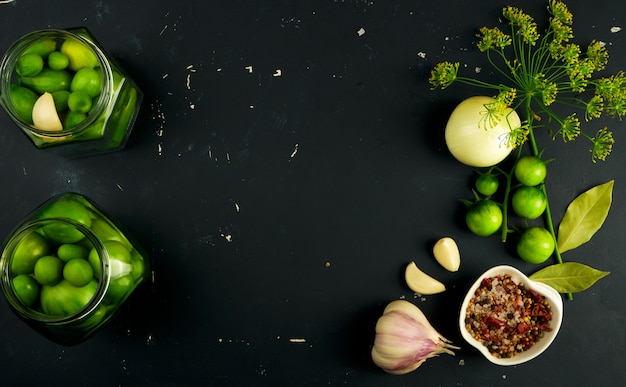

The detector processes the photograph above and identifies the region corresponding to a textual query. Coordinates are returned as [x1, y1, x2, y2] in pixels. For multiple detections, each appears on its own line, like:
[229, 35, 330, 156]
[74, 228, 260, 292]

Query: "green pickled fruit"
[63, 258, 94, 287]
[60, 37, 98, 72]
[40, 279, 98, 317]
[10, 231, 50, 275]
[57, 243, 89, 262]
[15, 53, 44, 77]
[33, 255, 64, 286]
[47, 51, 69, 71]
[64, 111, 87, 128]
[19, 68, 72, 94]
[21, 38, 56, 58]
[11, 274, 40, 307]
[70, 67, 102, 97]
[38, 199, 92, 244]
[67, 91, 92, 113]
[8, 84, 38, 124]
[51, 90, 70, 112]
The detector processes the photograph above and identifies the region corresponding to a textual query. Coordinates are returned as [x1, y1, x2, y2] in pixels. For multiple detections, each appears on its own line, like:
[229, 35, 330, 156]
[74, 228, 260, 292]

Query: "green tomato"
[57, 243, 89, 262]
[70, 67, 102, 97]
[517, 227, 555, 264]
[10, 231, 50, 275]
[11, 274, 40, 307]
[88, 247, 102, 279]
[64, 111, 87, 128]
[105, 275, 134, 304]
[38, 199, 92, 244]
[40, 279, 98, 317]
[89, 218, 131, 248]
[15, 53, 44, 77]
[475, 174, 499, 196]
[511, 186, 547, 219]
[466, 199, 503, 237]
[63, 258, 94, 287]
[34, 255, 64, 286]
[47, 51, 69, 71]
[515, 156, 547, 186]
[67, 90, 92, 114]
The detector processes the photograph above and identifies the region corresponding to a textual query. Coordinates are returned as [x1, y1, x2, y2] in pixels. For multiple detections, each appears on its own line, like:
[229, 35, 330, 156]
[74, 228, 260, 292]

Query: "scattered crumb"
[290, 143, 299, 158]
[162, 73, 169, 79]
[475, 67, 481, 73]
[116, 183, 124, 191]
[245, 65, 253, 73]
[610, 26, 622, 33]
[273, 69, 282, 77]
[417, 51, 426, 59]
[324, 261, 331, 267]
[234, 202, 240, 213]
[289, 338, 306, 343]
[458, 359, 465, 366]
[357, 27, 366, 36]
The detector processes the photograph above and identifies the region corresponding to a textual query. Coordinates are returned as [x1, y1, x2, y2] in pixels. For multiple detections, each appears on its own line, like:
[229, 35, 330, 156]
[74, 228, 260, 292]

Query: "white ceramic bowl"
[459, 265, 563, 366]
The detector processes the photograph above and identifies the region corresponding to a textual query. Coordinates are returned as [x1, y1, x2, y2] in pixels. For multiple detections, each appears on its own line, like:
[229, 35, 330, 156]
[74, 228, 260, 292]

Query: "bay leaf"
[557, 180, 613, 253]
[529, 262, 610, 293]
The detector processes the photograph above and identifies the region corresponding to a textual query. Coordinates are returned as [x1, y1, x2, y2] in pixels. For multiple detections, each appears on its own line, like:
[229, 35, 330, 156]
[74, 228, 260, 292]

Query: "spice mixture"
[465, 274, 553, 358]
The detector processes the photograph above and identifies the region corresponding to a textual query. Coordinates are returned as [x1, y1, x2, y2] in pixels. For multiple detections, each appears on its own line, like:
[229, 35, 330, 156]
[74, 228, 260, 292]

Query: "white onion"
[444, 96, 520, 167]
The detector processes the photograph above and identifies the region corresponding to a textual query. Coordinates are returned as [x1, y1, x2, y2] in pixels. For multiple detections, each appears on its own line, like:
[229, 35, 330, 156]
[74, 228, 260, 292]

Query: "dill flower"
[591, 128, 614, 162]
[560, 114, 581, 142]
[477, 27, 512, 52]
[587, 40, 608, 71]
[503, 6, 539, 45]
[585, 95, 604, 121]
[548, 0, 573, 25]
[429, 61, 459, 90]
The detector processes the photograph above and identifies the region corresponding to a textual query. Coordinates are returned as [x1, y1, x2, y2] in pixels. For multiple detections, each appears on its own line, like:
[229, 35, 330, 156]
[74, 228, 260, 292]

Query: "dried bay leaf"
[557, 180, 613, 254]
[529, 262, 610, 293]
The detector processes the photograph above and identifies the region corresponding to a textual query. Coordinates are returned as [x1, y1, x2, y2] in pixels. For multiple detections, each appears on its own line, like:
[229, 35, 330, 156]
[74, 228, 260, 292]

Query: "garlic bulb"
[371, 300, 459, 374]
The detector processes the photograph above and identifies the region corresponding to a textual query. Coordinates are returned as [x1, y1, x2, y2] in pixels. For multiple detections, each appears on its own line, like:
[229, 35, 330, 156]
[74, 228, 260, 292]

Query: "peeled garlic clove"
[371, 299, 459, 374]
[404, 261, 446, 295]
[433, 237, 460, 272]
[32, 92, 63, 131]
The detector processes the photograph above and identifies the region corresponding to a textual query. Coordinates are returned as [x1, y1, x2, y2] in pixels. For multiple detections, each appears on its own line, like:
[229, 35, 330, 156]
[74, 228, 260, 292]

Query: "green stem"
[524, 97, 573, 300]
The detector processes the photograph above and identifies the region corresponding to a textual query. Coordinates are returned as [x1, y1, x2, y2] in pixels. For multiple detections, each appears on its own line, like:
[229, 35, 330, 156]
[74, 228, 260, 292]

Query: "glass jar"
[0, 193, 149, 345]
[0, 28, 143, 157]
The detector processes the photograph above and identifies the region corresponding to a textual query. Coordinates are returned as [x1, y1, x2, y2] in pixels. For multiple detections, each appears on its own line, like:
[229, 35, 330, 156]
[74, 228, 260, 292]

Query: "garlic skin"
[371, 300, 459, 375]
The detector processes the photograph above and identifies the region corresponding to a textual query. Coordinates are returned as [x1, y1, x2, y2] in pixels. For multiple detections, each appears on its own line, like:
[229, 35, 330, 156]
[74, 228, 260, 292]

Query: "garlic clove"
[433, 237, 461, 272]
[32, 92, 63, 131]
[371, 300, 460, 374]
[404, 261, 446, 295]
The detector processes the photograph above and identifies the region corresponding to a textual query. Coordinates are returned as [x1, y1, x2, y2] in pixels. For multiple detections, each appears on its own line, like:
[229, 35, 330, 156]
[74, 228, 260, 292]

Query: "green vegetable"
[8, 84, 39, 124]
[465, 199, 503, 237]
[15, 53, 44, 77]
[63, 258, 94, 287]
[557, 180, 613, 253]
[70, 67, 101, 97]
[51, 90, 70, 112]
[10, 232, 50, 275]
[19, 68, 72, 94]
[530, 262, 610, 293]
[57, 243, 88, 262]
[511, 186, 547, 219]
[68, 91, 92, 113]
[514, 156, 547, 187]
[38, 199, 92, 243]
[11, 274, 40, 307]
[475, 174, 499, 196]
[34, 255, 64, 286]
[47, 51, 69, 71]
[517, 227, 555, 264]
[21, 38, 56, 57]
[40, 279, 98, 316]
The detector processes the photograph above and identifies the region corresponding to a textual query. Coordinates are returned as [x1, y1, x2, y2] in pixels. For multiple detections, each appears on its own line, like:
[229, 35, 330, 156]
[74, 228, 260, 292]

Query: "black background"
[0, 0, 624, 385]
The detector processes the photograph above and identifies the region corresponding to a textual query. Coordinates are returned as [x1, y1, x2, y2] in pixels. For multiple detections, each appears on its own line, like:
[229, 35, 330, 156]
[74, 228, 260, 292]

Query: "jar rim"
[0, 217, 111, 324]
[0, 28, 114, 138]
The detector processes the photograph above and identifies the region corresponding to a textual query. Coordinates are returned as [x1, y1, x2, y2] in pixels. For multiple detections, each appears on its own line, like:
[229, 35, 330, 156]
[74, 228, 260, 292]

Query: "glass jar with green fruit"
[0, 193, 149, 345]
[0, 28, 142, 157]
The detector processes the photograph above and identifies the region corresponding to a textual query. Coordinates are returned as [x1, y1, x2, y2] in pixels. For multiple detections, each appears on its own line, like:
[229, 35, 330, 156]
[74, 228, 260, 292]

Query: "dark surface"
[0, 0, 625, 385]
